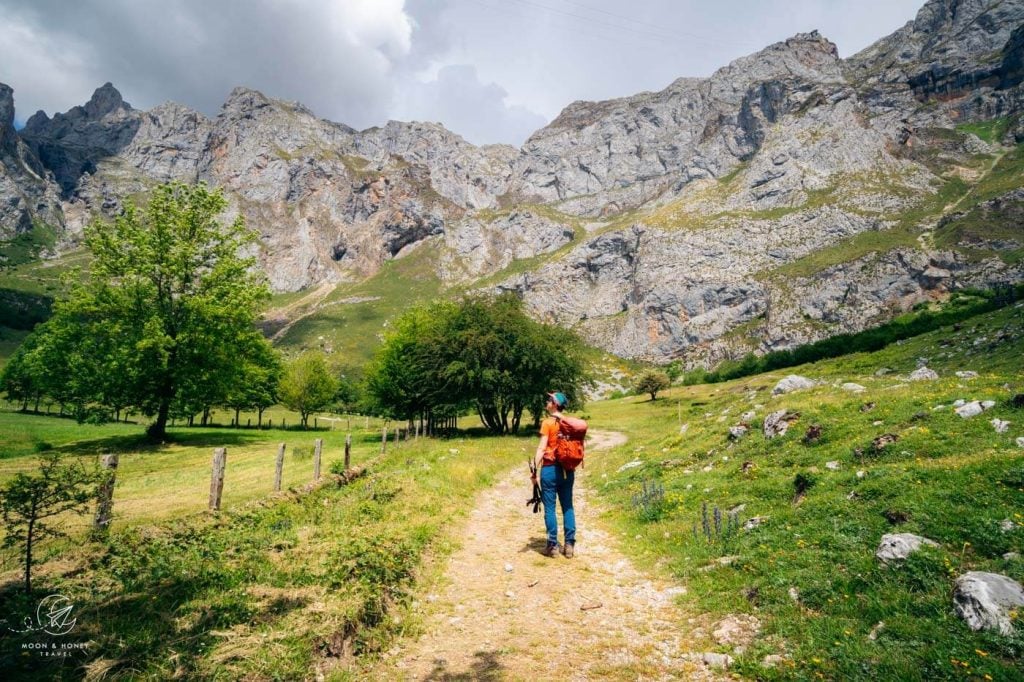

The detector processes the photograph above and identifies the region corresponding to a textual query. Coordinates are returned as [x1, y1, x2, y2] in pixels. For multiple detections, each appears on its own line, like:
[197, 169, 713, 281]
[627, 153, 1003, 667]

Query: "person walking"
[531, 391, 576, 558]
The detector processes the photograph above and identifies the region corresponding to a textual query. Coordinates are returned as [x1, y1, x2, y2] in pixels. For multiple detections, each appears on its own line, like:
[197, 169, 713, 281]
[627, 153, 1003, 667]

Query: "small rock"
[702, 464, 713, 472]
[875, 533, 939, 564]
[872, 433, 899, 451]
[763, 410, 799, 438]
[953, 571, 1024, 635]
[1017, 436, 1024, 449]
[741, 410, 756, 422]
[856, 470, 866, 479]
[955, 401, 984, 418]
[860, 402, 876, 412]
[712, 614, 761, 648]
[617, 460, 643, 472]
[842, 382, 866, 392]
[762, 654, 785, 668]
[868, 621, 885, 641]
[826, 461, 840, 471]
[955, 371, 979, 379]
[772, 375, 816, 395]
[847, 490, 859, 500]
[743, 516, 768, 531]
[908, 367, 939, 381]
[679, 423, 689, 434]
[872, 420, 884, 426]
[875, 368, 892, 376]
[788, 586, 800, 602]
[505, 591, 515, 599]
[1000, 519, 1016, 532]
[504, 563, 514, 573]
[992, 418, 1011, 433]
[728, 424, 749, 441]
[700, 652, 733, 670]
[1004, 552, 1021, 560]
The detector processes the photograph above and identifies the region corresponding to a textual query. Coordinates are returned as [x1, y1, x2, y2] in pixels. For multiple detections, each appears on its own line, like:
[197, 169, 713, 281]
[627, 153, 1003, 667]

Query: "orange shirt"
[540, 417, 560, 463]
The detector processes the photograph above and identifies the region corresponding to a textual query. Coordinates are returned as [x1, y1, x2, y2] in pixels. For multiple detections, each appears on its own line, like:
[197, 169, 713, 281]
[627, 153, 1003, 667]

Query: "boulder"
[763, 410, 799, 438]
[955, 401, 984, 418]
[772, 375, 816, 395]
[841, 382, 866, 392]
[953, 572, 1024, 635]
[875, 533, 939, 564]
[955, 370, 979, 379]
[908, 367, 939, 381]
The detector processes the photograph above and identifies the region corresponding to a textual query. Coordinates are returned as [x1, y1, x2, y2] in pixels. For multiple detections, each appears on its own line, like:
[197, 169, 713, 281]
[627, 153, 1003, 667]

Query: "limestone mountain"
[1, 0, 1022, 364]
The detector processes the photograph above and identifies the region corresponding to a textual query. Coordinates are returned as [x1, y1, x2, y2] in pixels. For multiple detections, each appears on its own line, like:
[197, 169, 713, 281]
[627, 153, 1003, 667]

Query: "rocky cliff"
[2, 0, 1023, 364]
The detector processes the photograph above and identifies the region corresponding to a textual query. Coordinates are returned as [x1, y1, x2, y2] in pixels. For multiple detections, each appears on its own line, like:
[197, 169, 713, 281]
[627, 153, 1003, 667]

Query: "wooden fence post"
[209, 447, 227, 511]
[313, 438, 322, 481]
[93, 454, 119, 534]
[345, 434, 351, 470]
[274, 442, 285, 492]
[381, 424, 388, 454]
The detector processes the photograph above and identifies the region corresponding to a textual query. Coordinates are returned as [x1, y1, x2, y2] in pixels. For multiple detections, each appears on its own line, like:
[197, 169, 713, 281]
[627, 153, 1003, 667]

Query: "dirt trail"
[372, 431, 721, 681]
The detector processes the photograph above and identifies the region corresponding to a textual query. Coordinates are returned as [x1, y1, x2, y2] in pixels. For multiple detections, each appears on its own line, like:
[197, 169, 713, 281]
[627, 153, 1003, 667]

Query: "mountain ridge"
[1, 0, 1022, 365]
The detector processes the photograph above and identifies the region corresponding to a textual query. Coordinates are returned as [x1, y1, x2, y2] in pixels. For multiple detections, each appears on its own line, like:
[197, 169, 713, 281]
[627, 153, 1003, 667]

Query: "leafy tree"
[223, 337, 282, 427]
[664, 360, 683, 384]
[279, 351, 339, 428]
[0, 334, 44, 411]
[0, 452, 100, 593]
[634, 370, 670, 401]
[26, 182, 272, 439]
[365, 293, 590, 435]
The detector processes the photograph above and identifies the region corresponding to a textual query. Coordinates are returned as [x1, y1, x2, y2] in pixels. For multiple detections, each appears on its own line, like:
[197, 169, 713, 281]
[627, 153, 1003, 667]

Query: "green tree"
[279, 351, 339, 428]
[634, 370, 670, 401]
[664, 360, 683, 384]
[365, 293, 590, 435]
[0, 452, 100, 593]
[29, 182, 271, 439]
[223, 337, 282, 428]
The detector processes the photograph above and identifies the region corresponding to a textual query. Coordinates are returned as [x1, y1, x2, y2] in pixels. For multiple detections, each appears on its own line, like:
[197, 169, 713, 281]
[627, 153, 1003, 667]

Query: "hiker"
[531, 391, 577, 558]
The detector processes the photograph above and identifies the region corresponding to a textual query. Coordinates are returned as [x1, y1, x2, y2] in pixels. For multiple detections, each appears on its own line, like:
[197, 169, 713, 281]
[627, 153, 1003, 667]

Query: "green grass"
[584, 304, 1024, 680]
[0, 422, 526, 680]
[0, 222, 58, 268]
[957, 116, 1015, 145]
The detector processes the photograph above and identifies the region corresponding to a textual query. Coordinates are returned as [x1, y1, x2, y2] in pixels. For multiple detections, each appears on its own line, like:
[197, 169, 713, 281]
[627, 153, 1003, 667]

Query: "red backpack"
[554, 415, 588, 471]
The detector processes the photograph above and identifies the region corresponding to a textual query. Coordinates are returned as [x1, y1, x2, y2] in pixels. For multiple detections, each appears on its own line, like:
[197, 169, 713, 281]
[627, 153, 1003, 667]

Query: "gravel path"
[372, 431, 722, 681]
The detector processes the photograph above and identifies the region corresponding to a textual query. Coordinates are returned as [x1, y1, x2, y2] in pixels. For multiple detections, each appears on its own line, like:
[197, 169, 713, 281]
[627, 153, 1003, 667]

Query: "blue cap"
[547, 391, 567, 408]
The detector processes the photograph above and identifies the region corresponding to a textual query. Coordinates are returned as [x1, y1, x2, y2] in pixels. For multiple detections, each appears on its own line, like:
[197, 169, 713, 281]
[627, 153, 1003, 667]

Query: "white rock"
[504, 563, 514, 572]
[826, 461, 840, 471]
[875, 368, 892, 376]
[841, 382, 866, 392]
[868, 621, 885, 641]
[772, 375, 816, 395]
[1017, 437, 1024, 449]
[955, 401, 984, 418]
[932, 405, 946, 410]
[872, 420, 884, 426]
[617, 460, 643, 472]
[875, 533, 939, 564]
[953, 571, 1024, 635]
[981, 400, 997, 409]
[699, 652, 733, 670]
[955, 371, 979, 379]
[1000, 519, 1016, 532]
[763, 410, 798, 438]
[743, 516, 768, 531]
[1004, 552, 1021, 560]
[788, 587, 800, 602]
[762, 654, 785, 668]
[908, 367, 939, 381]
[992, 418, 1010, 433]
[679, 423, 689, 434]
[953, 399, 967, 407]
[741, 410, 756, 422]
[856, 470, 866, 479]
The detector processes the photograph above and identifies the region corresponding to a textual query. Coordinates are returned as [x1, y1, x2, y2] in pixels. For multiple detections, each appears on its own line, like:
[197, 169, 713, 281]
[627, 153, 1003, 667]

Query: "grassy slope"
[584, 304, 1024, 680]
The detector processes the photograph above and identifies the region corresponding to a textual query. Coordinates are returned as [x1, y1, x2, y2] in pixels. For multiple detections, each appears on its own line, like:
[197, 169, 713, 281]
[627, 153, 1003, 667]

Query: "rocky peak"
[0, 83, 14, 149]
[221, 86, 273, 116]
[83, 82, 129, 119]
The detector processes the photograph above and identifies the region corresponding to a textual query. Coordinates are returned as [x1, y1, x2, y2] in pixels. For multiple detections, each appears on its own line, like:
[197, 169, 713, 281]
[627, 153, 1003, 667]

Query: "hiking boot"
[544, 542, 558, 557]
[563, 543, 575, 559]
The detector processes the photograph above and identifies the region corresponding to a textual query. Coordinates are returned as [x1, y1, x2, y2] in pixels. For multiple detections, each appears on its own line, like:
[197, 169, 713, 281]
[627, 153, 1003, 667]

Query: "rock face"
[3, 0, 1024, 361]
[953, 571, 1024, 634]
[875, 533, 940, 563]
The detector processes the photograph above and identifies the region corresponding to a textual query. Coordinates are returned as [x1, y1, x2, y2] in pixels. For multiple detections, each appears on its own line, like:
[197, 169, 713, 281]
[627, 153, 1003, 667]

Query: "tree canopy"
[279, 351, 339, 428]
[1, 182, 278, 438]
[365, 293, 590, 434]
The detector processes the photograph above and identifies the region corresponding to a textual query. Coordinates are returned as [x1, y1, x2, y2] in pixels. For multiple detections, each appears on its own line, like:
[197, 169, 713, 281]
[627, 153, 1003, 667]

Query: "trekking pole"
[527, 459, 542, 513]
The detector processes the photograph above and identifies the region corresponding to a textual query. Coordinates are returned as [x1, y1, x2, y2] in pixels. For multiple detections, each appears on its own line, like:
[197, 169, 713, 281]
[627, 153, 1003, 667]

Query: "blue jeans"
[541, 464, 575, 546]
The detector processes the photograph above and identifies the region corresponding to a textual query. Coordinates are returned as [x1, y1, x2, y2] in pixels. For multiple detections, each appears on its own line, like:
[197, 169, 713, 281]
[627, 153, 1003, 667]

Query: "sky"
[0, 0, 926, 146]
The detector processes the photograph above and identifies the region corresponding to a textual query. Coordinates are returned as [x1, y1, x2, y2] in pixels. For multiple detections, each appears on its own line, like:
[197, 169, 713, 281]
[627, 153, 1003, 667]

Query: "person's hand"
[530, 472, 538, 483]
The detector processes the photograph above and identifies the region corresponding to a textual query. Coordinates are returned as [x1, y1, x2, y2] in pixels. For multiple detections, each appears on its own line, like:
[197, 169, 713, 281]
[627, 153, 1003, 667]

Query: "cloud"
[0, 0, 416, 129]
[392, 64, 548, 146]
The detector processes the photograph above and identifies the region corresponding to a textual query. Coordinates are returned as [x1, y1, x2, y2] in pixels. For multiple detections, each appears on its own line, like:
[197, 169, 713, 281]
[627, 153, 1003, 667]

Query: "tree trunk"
[148, 398, 171, 440]
[234, 407, 241, 428]
[24, 516, 33, 593]
[258, 407, 265, 428]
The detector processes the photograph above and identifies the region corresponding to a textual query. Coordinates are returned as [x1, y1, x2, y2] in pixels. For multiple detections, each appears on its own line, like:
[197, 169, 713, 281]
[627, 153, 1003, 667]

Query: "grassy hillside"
[584, 303, 1024, 679]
